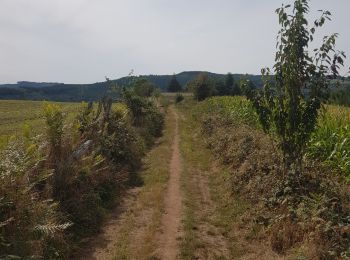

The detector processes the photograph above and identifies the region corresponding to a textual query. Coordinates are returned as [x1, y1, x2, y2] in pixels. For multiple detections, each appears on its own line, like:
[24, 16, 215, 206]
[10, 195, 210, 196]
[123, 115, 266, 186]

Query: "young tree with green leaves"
[132, 78, 157, 97]
[249, 0, 345, 175]
[167, 74, 182, 92]
[192, 73, 215, 101]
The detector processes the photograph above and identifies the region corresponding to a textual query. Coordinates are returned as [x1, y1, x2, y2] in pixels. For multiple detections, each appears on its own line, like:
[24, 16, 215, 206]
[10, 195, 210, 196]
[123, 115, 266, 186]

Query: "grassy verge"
[177, 108, 204, 259]
[112, 106, 175, 259]
[190, 96, 350, 258]
[177, 101, 256, 259]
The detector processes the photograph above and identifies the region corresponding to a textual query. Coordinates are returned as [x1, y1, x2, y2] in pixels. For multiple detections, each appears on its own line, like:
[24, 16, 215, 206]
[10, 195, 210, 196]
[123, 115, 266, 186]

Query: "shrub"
[43, 103, 64, 159]
[123, 88, 164, 145]
[191, 73, 215, 101]
[175, 93, 184, 103]
[132, 78, 158, 97]
[0, 140, 69, 259]
[99, 109, 144, 169]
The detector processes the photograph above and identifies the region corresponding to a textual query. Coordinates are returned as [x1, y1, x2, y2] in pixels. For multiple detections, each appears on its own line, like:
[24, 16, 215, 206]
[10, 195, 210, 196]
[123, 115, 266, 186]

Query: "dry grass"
[111, 105, 176, 259]
[195, 97, 350, 259]
[177, 102, 281, 260]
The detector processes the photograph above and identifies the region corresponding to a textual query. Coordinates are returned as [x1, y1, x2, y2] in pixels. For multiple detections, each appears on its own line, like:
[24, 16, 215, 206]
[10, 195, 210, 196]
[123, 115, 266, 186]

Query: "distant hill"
[0, 71, 262, 102]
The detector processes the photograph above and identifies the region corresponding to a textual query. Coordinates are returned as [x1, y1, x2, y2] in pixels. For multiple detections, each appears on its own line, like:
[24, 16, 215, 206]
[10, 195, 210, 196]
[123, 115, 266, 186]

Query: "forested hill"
[0, 71, 262, 102]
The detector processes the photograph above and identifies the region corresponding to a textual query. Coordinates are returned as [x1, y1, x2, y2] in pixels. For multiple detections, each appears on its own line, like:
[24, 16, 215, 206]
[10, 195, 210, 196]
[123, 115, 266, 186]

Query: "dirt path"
[76, 103, 285, 259]
[76, 106, 183, 260]
[157, 109, 183, 259]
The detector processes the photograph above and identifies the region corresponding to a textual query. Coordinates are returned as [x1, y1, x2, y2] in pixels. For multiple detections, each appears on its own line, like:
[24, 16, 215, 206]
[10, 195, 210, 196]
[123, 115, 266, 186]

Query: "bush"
[0, 140, 70, 259]
[123, 88, 164, 146]
[99, 109, 144, 169]
[43, 103, 64, 159]
[191, 73, 215, 101]
[175, 93, 184, 103]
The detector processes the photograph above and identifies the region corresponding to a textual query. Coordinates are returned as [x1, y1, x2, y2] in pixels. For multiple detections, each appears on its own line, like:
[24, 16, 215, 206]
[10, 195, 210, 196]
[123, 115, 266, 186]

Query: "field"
[0, 100, 81, 145]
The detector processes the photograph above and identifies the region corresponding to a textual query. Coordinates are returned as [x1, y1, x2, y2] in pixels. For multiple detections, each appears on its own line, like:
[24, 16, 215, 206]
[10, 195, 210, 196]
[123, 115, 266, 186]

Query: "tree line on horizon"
[167, 72, 256, 101]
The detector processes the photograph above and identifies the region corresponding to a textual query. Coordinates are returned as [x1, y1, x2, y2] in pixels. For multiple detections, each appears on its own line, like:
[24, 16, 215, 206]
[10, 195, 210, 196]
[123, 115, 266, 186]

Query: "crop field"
[0, 100, 81, 146]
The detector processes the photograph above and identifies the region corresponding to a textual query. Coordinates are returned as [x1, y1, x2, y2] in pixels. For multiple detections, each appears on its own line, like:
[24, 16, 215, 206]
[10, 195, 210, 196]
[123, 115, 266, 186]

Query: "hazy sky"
[0, 0, 349, 84]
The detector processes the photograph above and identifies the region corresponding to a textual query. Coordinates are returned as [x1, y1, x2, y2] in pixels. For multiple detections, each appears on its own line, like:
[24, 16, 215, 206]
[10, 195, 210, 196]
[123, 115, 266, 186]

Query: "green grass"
[193, 96, 259, 127]
[0, 100, 127, 149]
[112, 106, 175, 259]
[308, 105, 350, 178]
[177, 101, 252, 259]
[0, 100, 81, 147]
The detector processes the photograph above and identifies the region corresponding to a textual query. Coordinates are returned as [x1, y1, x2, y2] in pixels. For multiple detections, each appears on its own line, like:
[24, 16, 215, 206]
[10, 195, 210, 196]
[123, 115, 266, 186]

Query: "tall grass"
[308, 106, 350, 178]
[193, 96, 259, 127]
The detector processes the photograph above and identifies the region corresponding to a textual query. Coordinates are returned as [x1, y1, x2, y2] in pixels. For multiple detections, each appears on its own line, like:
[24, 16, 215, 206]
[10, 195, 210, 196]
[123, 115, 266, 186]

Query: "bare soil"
[156, 108, 183, 260]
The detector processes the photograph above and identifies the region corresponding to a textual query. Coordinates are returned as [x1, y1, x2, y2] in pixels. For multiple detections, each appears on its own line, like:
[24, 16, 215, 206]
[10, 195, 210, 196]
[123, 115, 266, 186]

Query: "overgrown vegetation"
[191, 96, 350, 258]
[0, 79, 164, 258]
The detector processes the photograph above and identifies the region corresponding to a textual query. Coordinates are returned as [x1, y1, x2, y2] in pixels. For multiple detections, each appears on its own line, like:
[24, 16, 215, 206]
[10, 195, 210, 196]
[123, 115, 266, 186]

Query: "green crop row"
[193, 96, 259, 127]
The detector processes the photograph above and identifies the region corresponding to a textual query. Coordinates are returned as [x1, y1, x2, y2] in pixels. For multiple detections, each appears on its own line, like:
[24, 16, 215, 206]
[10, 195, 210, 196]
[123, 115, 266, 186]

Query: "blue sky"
[0, 0, 349, 83]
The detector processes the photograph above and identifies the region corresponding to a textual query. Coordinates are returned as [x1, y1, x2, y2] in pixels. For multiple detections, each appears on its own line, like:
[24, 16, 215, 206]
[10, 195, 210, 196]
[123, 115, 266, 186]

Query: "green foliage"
[329, 87, 350, 106]
[99, 109, 144, 169]
[307, 107, 350, 178]
[132, 78, 158, 97]
[43, 103, 64, 156]
[239, 78, 256, 97]
[191, 73, 215, 101]
[191, 96, 350, 258]
[193, 96, 259, 128]
[0, 140, 69, 259]
[218, 72, 241, 96]
[248, 0, 345, 173]
[225, 73, 234, 90]
[0, 72, 265, 101]
[122, 87, 164, 146]
[167, 75, 182, 92]
[0, 76, 165, 257]
[175, 93, 185, 103]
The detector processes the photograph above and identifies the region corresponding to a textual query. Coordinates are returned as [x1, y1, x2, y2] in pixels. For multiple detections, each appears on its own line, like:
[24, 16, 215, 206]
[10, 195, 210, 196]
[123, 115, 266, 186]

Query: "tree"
[214, 79, 226, 96]
[239, 78, 256, 97]
[192, 73, 215, 101]
[215, 73, 240, 96]
[132, 78, 157, 97]
[225, 73, 234, 90]
[167, 75, 182, 92]
[248, 0, 345, 175]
